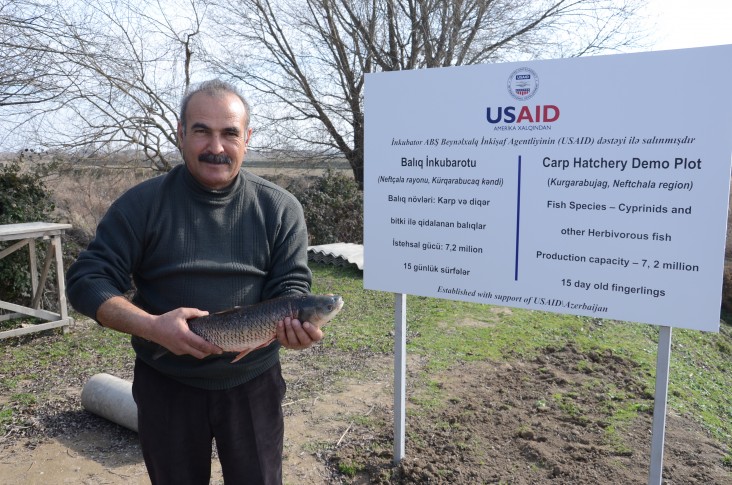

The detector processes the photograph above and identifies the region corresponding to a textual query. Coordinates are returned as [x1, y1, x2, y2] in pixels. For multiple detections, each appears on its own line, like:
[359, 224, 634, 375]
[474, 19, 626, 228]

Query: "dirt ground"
[0, 320, 730, 484]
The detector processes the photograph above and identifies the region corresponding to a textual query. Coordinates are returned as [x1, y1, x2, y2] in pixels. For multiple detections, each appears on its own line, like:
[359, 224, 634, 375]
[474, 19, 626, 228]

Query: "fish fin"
[259, 337, 277, 349]
[229, 338, 277, 363]
[210, 306, 243, 317]
[230, 348, 255, 363]
[152, 345, 169, 360]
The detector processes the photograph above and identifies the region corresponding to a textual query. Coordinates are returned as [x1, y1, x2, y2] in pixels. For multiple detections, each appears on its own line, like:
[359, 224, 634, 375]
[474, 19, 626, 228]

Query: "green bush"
[289, 169, 363, 245]
[0, 153, 56, 306]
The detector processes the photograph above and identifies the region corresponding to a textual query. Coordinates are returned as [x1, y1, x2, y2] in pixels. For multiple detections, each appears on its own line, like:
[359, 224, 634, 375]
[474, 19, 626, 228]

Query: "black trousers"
[132, 359, 286, 485]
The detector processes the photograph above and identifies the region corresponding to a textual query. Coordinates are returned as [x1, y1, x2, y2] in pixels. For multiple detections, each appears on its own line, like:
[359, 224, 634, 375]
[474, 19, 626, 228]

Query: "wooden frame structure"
[0, 222, 74, 338]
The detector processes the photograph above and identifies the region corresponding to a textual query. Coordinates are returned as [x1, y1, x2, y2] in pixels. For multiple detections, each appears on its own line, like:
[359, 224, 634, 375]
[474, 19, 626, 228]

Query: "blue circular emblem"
[507, 67, 539, 101]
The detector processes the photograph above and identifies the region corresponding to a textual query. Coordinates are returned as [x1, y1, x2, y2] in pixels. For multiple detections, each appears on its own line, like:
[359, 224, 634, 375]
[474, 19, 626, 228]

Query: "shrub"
[723, 263, 732, 316]
[289, 169, 363, 245]
[0, 154, 57, 306]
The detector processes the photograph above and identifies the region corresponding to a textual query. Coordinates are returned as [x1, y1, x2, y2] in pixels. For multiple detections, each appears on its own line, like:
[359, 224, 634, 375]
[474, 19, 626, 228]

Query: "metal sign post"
[393, 293, 407, 464]
[648, 326, 673, 485]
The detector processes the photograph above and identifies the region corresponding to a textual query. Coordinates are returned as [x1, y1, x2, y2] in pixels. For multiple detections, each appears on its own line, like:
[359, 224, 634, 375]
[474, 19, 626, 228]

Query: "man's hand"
[276, 317, 324, 350]
[148, 307, 223, 359]
[96, 296, 222, 359]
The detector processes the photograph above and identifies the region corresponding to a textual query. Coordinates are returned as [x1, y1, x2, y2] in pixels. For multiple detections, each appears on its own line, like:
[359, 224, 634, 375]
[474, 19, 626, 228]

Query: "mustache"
[198, 153, 233, 165]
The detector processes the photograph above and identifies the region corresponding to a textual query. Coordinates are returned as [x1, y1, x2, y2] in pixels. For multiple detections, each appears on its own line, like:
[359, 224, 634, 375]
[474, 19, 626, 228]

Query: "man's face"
[177, 91, 252, 190]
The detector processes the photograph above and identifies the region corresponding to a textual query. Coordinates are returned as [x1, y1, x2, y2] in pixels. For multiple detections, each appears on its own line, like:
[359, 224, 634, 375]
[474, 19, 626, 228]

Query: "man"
[66, 79, 321, 484]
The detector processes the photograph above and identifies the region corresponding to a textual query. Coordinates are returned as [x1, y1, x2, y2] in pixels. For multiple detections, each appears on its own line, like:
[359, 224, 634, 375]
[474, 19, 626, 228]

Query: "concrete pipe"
[81, 373, 138, 432]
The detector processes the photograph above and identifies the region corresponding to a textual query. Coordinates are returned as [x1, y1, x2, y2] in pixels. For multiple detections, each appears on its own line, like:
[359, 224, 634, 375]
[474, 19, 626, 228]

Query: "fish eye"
[327, 304, 333, 311]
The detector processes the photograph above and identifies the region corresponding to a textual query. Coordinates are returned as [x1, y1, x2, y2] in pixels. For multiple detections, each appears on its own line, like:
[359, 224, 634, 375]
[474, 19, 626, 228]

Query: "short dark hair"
[179, 79, 251, 133]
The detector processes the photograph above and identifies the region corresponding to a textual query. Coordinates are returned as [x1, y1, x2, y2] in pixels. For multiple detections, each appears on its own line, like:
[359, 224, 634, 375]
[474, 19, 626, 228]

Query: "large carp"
[157, 293, 344, 363]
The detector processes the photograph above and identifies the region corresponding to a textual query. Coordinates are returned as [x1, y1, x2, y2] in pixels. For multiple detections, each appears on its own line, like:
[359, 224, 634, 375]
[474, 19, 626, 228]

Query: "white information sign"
[364, 46, 732, 332]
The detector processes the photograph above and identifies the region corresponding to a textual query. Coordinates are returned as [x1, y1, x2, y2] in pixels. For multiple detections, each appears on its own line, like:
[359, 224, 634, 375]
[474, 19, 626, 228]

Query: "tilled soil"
[0, 321, 730, 484]
[330, 345, 731, 484]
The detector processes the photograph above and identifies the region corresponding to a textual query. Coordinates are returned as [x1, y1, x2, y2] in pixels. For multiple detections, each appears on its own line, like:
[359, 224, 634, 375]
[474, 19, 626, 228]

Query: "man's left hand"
[276, 317, 324, 350]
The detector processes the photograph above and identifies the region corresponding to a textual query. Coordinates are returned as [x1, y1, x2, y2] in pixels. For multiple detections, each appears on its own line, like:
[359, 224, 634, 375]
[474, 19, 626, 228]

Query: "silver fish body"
[188, 293, 344, 362]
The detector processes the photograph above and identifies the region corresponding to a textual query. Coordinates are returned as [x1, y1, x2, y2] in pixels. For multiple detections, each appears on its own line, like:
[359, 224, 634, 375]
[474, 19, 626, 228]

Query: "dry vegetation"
[51, 167, 152, 243]
[42, 166, 732, 314]
[40, 161, 350, 244]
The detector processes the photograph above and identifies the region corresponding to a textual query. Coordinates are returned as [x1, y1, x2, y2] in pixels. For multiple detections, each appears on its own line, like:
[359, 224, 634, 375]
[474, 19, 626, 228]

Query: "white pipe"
[81, 373, 138, 432]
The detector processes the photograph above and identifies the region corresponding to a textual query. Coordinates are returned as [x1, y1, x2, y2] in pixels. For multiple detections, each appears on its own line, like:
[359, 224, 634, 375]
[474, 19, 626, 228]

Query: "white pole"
[393, 293, 407, 464]
[648, 325, 672, 485]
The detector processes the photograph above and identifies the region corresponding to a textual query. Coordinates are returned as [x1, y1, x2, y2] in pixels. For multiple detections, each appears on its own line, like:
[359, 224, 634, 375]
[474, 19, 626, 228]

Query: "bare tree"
[0, 1, 58, 108]
[212, 0, 648, 187]
[1, 0, 210, 171]
[0, 0, 80, 148]
[46, 0, 213, 171]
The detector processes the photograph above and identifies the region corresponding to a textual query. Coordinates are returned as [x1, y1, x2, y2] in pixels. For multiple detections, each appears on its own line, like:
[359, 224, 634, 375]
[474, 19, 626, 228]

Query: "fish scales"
[189, 296, 304, 350]
[186, 293, 344, 362]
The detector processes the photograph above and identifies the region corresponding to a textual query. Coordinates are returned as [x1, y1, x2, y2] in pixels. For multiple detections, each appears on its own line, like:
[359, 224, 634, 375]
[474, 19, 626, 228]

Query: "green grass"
[311, 263, 732, 448]
[1, 262, 730, 454]
[336, 460, 364, 477]
[0, 407, 13, 428]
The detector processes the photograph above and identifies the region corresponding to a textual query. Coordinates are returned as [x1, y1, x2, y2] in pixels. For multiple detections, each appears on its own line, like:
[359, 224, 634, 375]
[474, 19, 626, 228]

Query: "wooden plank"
[0, 239, 30, 259]
[0, 312, 23, 322]
[29, 239, 38, 305]
[53, 236, 70, 321]
[0, 222, 72, 239]
[0, 301, 60, 321]
[0, 222, 72, 233]
[31, 242, 54, 309]
[0, 319, 71, 339]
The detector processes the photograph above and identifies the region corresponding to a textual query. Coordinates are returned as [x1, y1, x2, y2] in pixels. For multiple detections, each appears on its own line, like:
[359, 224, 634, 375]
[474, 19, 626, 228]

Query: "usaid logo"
[507, 67, 539, 101]
[487, 66, 559, 125]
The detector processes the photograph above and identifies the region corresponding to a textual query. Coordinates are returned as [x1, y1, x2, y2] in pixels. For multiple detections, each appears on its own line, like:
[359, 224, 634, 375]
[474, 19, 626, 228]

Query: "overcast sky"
[1, 0, 730, 152]
[646, 0, 732, 51]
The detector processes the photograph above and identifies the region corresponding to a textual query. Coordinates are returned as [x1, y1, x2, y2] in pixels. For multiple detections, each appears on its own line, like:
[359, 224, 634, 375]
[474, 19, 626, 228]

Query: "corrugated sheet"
[308, 243, 363, 270]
